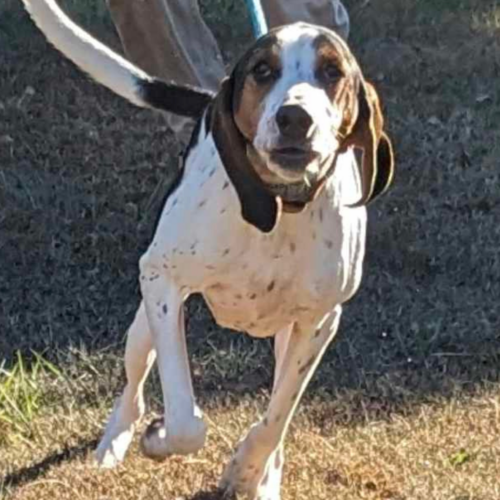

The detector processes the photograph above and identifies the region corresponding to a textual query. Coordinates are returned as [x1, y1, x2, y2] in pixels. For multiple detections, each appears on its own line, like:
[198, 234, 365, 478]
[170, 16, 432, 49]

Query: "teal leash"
[244, 0, 268, 38]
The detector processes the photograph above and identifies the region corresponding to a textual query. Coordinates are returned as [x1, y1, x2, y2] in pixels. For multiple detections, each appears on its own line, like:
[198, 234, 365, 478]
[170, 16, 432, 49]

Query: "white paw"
[220, 438, 284, 500]
[140, 414, 207, 460]
[95, 425, 135, 468]
[95, 396, 143, 468]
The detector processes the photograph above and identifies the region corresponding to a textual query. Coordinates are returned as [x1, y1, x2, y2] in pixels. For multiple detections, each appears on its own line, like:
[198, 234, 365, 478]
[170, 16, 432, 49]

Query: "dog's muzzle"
[270, 104, 320, 172]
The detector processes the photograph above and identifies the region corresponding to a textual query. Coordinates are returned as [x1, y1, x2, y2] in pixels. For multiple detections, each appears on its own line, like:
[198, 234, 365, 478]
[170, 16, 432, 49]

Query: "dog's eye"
[322, 63, 343, 83]
[252, 61, 275, 82]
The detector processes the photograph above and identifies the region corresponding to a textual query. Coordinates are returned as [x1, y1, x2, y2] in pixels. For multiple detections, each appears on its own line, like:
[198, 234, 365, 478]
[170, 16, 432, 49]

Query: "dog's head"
[211, 23, 394, 233]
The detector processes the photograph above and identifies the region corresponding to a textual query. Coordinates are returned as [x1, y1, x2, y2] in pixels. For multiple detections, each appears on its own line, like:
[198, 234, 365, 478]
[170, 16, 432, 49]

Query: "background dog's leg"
[220, 307, 342, 499]
[95, 301, 156, 468]
[138, 255, 207, 460]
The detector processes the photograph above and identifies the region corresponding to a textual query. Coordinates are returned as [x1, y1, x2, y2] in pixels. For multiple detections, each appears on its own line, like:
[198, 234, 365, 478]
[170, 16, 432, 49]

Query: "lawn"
[1, 0, 500, 498]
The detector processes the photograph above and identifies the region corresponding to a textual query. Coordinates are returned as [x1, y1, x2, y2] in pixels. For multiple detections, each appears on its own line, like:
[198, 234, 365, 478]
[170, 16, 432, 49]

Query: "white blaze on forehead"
[276, 24, 320, 84]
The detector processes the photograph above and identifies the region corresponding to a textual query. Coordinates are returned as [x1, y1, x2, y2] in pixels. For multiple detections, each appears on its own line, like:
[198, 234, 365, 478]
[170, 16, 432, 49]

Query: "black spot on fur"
[267, 281, 276, 292]
[298, 356, 316, 375]
[162, 304, 168, 315]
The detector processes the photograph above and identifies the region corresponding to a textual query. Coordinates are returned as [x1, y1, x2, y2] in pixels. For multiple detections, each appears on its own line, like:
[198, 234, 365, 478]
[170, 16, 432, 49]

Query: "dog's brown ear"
[344, 80, 395, 206]
[211, 77, 280, 233]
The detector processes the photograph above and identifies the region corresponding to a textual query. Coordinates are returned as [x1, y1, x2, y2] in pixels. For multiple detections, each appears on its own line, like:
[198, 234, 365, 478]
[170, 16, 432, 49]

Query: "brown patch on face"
[313, 30, 395, 206]
[232, 36, 282, 142]
[314, 33, 360, 139]
[211, 43, 282, 233]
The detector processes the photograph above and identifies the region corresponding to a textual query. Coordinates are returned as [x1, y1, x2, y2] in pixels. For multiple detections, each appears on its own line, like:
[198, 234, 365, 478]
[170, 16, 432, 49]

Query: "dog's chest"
[153, 136, 366, 337]
[201, 230, 350, 337]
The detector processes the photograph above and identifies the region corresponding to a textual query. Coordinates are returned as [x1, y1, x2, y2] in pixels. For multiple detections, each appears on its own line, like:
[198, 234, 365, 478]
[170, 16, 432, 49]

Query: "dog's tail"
[21, 0, 214, 117]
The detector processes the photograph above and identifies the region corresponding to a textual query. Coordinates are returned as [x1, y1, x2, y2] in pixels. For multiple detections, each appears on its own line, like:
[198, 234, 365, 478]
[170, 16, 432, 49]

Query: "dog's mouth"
[269, 147, 320, 170]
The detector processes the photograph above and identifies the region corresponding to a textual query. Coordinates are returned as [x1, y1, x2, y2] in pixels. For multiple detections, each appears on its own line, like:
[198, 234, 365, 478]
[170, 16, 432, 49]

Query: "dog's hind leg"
[96, 301, 156, 468]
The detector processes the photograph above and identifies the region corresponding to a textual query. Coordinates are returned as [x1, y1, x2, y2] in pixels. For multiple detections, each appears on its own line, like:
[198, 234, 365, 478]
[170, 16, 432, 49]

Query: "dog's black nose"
[276, 105, 314, 140]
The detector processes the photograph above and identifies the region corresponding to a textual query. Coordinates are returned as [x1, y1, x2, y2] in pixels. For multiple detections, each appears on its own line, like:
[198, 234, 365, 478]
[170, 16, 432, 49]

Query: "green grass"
[0, 352, 62, 445]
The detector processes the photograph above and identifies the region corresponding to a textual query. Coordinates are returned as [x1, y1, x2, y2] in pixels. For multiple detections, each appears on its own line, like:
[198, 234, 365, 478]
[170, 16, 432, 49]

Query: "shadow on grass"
[3, 439, 229, 499]
[187, 490, 228, 500]
[3, 439, 99, 490]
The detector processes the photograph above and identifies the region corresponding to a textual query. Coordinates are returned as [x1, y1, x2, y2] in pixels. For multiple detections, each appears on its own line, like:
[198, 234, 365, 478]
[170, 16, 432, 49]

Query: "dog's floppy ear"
[211, 76, 280, 233]
[344, 80, 395, 206]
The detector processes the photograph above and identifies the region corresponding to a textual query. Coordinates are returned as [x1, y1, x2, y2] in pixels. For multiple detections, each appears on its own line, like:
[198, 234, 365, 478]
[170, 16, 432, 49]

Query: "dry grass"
[1, 0, 500, 498]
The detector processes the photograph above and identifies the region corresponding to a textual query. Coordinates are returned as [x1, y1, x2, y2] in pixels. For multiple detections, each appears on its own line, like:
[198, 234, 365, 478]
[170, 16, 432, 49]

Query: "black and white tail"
[21, 0, 214, 117]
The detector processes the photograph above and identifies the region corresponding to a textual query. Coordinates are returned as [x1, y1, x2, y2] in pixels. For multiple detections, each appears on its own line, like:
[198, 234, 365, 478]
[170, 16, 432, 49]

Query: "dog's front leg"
[96, 301, 156, 467]
[220, 306, 342, 500]
[138, 252, 207, 460]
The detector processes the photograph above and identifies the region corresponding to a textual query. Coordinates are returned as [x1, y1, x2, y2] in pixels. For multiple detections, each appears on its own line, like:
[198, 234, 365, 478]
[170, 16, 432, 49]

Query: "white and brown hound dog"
[22, 1, 395, 498]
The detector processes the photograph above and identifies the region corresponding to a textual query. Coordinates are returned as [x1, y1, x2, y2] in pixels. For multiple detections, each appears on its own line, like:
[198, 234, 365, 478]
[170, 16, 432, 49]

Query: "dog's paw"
[95, 425, 135, 468]
[140, 414, 207, 460]
[220, 437, 284, 500]
[94, 395, 144, 468]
